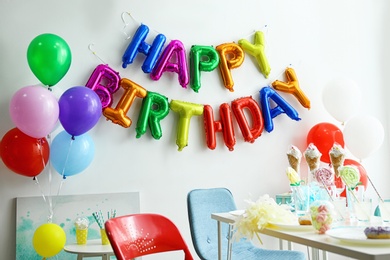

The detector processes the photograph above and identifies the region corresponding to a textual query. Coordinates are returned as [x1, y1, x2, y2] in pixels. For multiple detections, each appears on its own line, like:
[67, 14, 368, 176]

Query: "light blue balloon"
[50, 131, 95, 177]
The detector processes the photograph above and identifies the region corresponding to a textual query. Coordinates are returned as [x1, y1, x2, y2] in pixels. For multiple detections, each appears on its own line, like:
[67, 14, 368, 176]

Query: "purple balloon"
[59, 86, 102, 136]
[9, 85, 59, 138]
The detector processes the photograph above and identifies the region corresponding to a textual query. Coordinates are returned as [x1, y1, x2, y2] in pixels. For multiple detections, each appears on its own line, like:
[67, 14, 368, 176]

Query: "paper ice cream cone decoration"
[287, 145, 302, 174]
[304, 143, 321, 174]
[329, 143, 346, 177]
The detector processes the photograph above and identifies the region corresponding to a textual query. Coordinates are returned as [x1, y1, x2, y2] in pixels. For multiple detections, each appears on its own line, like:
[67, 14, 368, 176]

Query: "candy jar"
[310, 200, 334, 234]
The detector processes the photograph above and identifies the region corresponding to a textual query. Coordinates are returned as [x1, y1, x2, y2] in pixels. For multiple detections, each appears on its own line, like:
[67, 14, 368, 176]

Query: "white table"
[212, 212, 390, 260]
[63, 239, 115, 260]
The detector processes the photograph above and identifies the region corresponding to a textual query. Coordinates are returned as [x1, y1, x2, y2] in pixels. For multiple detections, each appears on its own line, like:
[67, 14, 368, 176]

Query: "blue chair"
[187, 188, 306, 260]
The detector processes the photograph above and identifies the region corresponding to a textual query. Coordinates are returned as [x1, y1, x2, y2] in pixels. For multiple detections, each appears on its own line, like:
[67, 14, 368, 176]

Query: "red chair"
[105, 213, 194, 260]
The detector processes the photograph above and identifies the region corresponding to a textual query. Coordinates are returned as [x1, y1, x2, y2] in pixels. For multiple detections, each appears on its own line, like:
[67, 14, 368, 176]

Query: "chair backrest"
[105, 213, 193, 260]
[187, 188, 237, 260]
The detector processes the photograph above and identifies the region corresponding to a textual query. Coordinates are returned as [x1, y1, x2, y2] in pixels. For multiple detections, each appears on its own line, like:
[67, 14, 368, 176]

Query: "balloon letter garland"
[122, 24, 166, 73]
[204, 104, 236, 151]
[272, 67, 310, 109]
[170, 100, 204, 151]
[104, 78, 148, 128]
[238, 31, 271, 78]
[231, 96, 264, 143]
[150, 40, 189, 88]
[85, 64, 121, 108]
[216, 43, 245, 92]
[136, 91, 170, 139]
[190, 45, 220, 93]
[259, 86, 301, 132]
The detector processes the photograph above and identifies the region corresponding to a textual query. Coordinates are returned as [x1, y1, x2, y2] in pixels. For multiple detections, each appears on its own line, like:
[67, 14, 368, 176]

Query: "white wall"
[1, 0, 390, 259]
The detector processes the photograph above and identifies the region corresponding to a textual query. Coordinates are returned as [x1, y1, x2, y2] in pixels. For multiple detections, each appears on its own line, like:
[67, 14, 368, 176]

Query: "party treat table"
[212, 212, 390, 260]
[63, 239, 115, 260]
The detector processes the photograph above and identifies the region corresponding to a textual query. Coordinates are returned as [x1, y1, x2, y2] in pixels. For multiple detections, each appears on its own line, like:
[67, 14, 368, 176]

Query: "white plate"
[268, 221, 314, 231]
[326, 227, 390, 245]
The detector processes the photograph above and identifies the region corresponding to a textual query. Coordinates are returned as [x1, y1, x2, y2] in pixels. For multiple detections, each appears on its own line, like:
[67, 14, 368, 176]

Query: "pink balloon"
[10, 85, 59, 138]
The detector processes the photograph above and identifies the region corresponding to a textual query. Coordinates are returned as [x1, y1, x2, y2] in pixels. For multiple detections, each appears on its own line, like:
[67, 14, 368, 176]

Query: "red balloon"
[306, 122, 344, 163]
[0, 128, 49, 177]
[340, 159, 368, 197]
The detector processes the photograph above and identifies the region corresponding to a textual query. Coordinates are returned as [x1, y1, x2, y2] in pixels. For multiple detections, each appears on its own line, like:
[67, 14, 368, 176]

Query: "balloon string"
[88, 44, 107, 64]
[36, 137, 53, 222]
[45, 134, 54, 223]
[51, 135, 72, 215]
[33, 176, 52, 221]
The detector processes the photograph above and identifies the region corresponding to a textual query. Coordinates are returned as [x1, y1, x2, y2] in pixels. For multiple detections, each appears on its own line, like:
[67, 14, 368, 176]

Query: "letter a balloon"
[27, 33, 72, 87]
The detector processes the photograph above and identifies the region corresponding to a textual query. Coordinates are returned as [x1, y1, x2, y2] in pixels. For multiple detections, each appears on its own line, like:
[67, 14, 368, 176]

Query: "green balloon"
[27, 33, 72, 86]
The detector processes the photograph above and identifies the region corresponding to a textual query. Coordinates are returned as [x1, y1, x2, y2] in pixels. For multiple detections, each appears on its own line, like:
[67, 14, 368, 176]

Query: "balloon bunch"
[1, 34, 101, 259]
[2, 33, 102, 179]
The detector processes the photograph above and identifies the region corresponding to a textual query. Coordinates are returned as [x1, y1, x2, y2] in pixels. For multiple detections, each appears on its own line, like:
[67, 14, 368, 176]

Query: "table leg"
[322, 250, 328, 260]
[227, 224, 233, 260]
[103, 253, 110, 260]
[287, 241, 292, 250]
[311, 248, 320, 260]
[279, 239, 283, 250]
[77, 254, 83, 260]
[217, 220, 222, 260]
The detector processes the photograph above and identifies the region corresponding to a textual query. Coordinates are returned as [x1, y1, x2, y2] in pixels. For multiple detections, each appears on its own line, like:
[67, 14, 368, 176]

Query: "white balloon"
[343, 115, 384, 160]
[322, 78, 362, 123]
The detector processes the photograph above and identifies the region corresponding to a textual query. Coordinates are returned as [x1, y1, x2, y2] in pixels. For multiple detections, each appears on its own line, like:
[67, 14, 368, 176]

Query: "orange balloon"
[216, 43, 245, 92]
[272, 67, 310, 109]
[103, 78, 147, 128]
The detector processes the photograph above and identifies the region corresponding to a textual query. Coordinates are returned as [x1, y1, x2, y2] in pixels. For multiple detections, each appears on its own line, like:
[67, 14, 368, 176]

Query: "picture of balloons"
[322, 78, 362, 123]
[343, 114, 384, 160]
[306, 122, 344, 163]
[27, 33, 72, 87]
[9, 85, 59, 138]
[50, 131, 95, 177]
[59, 86, 102, 136]
[32, 223, 66, 258]
[0, 128, 49, 177]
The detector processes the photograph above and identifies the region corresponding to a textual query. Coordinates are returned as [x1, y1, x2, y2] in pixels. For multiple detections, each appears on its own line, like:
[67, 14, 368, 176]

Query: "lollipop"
[314, 167, 334, 187]
[329, 143, 346, 177]
[339, 165, 360, 189]
[287, 145, 302, 173]
[286, 167, 301, 186]
[304, 143, 321, 174]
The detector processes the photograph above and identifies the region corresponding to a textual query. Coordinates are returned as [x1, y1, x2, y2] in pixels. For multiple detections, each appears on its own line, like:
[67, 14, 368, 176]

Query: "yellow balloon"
[33, 223, 66, 258]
